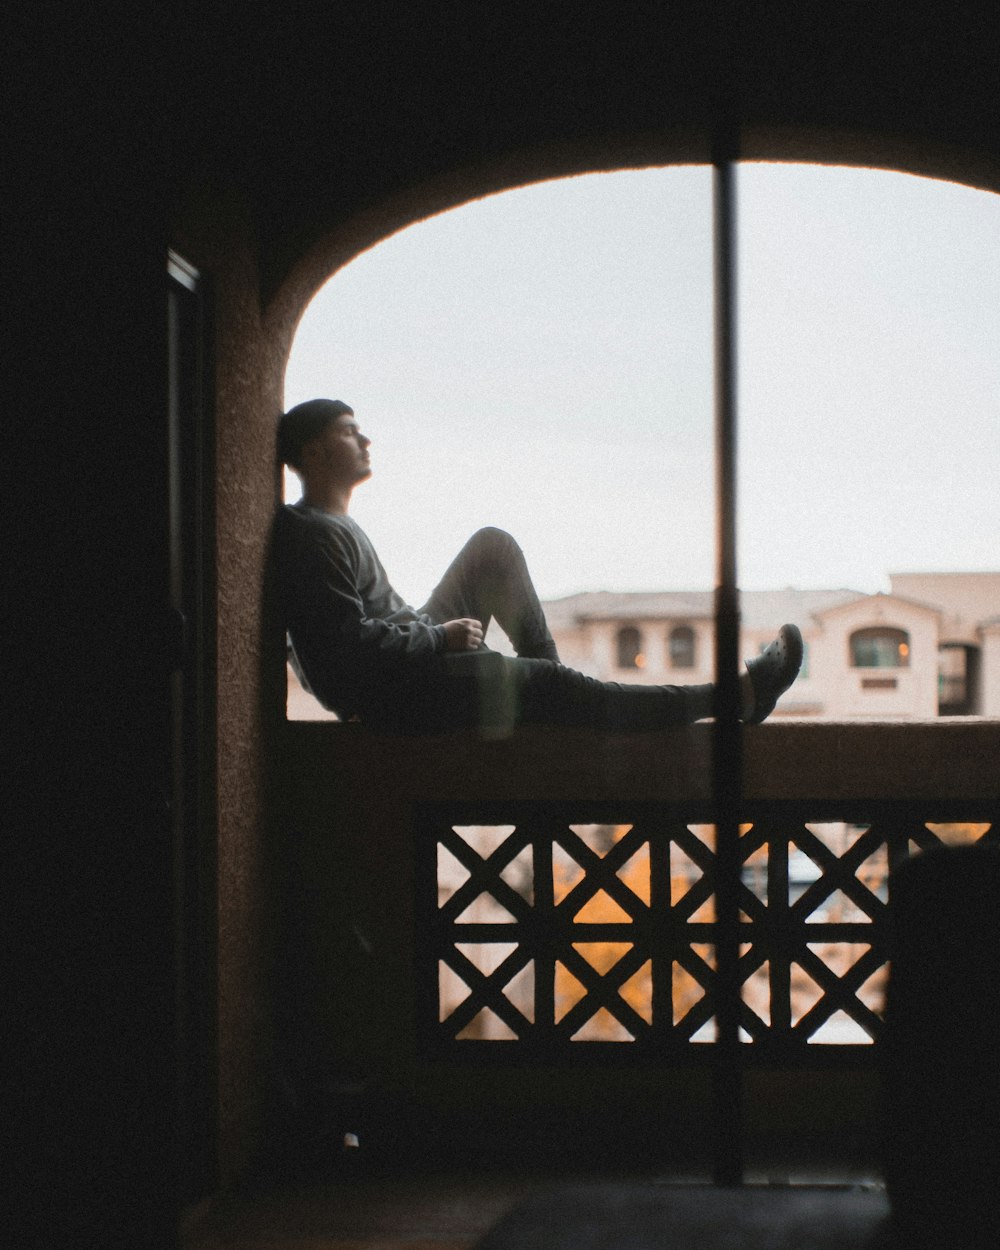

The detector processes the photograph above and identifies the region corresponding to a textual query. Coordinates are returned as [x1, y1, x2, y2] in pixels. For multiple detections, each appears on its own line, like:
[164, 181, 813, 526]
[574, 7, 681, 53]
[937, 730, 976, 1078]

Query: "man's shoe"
[744, 624, 803, 723]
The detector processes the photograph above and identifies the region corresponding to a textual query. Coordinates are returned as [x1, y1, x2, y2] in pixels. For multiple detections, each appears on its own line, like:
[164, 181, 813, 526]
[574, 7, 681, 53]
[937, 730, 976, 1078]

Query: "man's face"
[303, 412, 372, 487]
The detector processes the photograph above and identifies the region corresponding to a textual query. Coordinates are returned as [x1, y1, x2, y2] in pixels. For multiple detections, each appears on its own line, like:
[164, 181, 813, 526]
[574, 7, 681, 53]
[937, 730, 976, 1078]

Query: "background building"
[544, 572, 1000, 720]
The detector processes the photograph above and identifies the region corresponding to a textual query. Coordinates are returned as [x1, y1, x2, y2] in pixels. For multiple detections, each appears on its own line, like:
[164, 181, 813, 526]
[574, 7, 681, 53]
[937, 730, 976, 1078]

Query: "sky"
[284, 164, 1000, 607]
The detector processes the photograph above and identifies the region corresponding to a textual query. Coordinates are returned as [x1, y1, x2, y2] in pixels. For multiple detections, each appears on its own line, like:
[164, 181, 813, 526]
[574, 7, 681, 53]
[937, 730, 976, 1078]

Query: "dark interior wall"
[180, 4, 1000, 301]
[11, 13, 178, 1246]
[11, 3, 1000, 1243]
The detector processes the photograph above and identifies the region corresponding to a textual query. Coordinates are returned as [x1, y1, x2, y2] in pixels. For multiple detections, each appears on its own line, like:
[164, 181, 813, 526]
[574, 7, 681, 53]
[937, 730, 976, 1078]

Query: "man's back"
[274, 502, 445, 717]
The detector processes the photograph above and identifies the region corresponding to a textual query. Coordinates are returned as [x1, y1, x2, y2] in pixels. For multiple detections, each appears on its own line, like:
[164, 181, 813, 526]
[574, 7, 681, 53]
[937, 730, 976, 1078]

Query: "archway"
[257, 146, 1000, 1180]
[274, 161, 1000, 721]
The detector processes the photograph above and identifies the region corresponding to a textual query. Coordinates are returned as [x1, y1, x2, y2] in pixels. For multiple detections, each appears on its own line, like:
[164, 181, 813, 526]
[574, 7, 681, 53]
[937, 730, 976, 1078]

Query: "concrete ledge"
[283, 718, 1000, 805]
[272, 719, 999, 1127]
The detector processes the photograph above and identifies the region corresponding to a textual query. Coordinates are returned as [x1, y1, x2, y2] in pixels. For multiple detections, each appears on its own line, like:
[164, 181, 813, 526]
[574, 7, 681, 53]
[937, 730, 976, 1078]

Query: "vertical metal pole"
[712, 143, 744, 1186]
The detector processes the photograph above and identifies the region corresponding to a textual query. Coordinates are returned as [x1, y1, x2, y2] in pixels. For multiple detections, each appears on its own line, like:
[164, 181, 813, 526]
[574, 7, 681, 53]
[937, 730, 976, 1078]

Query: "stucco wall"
[172, 186, 294, 1182]
[890, 572, 1000, 645]
[811, 596, 940, 720]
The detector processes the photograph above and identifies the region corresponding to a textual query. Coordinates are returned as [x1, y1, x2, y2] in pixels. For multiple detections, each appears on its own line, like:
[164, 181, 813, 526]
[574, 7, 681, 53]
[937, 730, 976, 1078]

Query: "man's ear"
[298, 439, 320, 474]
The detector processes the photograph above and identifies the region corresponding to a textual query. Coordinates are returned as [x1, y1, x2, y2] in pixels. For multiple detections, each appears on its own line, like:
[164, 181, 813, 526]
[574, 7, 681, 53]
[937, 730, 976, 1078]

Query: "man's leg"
[509, 624, 804, 730]
[420, 527, 560, 661]
[363, 652, 701, 735]
[374, 624, 802, 735]
[403, 623, 803, 733]
[503, 656, 714, 731]
[375, 652, 710, 735]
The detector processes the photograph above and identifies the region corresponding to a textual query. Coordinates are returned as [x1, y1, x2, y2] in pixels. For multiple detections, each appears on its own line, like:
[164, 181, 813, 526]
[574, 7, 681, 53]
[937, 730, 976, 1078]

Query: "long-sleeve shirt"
[273, 501, 447, 717]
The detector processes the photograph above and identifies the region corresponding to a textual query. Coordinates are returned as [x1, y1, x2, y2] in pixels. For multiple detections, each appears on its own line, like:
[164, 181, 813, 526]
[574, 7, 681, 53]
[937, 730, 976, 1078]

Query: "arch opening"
[279, 162, 1000, 723]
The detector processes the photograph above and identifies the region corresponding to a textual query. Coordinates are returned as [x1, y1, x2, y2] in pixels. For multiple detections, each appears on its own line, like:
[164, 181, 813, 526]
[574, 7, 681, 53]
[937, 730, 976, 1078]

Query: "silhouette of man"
[273, 399, 802, 734]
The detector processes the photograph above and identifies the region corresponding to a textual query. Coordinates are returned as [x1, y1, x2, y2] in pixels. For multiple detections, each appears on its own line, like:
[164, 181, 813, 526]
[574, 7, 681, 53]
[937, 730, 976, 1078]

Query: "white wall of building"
[890, 572, 1000, 645]
[809, 595, 940, 720]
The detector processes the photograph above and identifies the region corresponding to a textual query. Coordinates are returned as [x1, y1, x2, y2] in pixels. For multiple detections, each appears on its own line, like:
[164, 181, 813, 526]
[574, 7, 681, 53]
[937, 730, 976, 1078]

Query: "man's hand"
[442, 618, 484, 651]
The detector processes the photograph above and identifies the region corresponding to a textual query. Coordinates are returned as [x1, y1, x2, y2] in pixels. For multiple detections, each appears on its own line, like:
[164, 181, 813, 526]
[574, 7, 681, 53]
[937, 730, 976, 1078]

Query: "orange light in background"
[634, 653, 647, 669]
[899, 642, 910, 659]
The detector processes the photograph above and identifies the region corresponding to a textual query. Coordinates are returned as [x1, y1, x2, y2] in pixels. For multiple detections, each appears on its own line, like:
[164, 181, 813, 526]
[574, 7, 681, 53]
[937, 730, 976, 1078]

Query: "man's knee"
[469, 526, 522, 562]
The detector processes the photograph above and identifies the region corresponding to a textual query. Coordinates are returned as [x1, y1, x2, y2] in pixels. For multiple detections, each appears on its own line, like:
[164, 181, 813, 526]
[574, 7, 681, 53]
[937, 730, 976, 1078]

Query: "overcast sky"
[284, 164, 1000, 606]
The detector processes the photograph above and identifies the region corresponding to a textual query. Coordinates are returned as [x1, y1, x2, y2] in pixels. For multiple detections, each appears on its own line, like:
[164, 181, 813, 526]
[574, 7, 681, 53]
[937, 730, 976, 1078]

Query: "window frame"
[616, 625, 644, 670]
[850, 626, 911, 670]
[669, 624, 697, 670]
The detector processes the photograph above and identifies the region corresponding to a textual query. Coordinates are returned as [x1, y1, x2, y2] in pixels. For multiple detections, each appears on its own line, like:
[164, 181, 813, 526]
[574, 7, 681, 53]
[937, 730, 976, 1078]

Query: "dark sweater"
[274, 502, 446, 717]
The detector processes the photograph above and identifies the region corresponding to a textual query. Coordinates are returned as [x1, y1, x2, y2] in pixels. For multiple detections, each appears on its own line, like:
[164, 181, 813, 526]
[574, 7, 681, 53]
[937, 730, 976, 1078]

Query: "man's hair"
[277, 398, 354, 471]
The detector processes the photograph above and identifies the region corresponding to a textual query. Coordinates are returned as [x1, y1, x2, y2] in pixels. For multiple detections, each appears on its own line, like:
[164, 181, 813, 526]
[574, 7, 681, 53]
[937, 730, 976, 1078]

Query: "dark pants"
[367, 528, 712, 734]
[420, 526, 561, 662]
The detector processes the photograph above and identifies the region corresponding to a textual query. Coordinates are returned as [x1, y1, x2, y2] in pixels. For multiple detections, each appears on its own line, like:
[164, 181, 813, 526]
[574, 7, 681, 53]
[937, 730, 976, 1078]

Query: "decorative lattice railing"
[416, 802, 999, 1061]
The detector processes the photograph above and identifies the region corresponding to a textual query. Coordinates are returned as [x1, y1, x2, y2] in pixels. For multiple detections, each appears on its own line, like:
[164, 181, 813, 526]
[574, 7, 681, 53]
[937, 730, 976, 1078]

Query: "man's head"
[278, 398, 372, 510]
[277, 398, 355, 472]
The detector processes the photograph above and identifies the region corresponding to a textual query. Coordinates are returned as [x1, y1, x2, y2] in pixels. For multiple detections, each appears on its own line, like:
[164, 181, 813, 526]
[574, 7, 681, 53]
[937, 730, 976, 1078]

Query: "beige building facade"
[542, 572, 1000, 721]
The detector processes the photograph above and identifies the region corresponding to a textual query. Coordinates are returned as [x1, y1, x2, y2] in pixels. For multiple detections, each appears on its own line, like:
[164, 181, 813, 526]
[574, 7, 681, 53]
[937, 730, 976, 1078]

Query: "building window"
[616, 626, 644, 669]
[669, 625, 696, 669]
[850, 627, 910, 669]
[938, 643, 979, 715]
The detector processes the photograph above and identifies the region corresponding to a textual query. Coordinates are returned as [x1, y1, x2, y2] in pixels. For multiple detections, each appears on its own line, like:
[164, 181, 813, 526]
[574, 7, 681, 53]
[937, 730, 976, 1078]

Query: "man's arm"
[297, 520, 446, 659]
[277, 508, 486, 714]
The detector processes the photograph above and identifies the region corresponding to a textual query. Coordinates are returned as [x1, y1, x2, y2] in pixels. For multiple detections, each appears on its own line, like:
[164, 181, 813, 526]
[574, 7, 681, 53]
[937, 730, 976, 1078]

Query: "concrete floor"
[182, 1153, 884, 1250]
[183, 1167, 555, 1250]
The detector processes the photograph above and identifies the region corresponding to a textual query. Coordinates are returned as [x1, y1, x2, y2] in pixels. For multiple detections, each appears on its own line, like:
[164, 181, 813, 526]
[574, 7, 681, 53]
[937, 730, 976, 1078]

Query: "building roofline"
[811, 590, 942, 620]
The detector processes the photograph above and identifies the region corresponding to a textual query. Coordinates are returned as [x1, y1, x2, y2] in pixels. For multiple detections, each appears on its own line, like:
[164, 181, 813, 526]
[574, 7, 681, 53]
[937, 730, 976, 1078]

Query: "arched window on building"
[669, 624, 696, 669]
[850, 627, 910, 668]
[616, 626, 644, 669]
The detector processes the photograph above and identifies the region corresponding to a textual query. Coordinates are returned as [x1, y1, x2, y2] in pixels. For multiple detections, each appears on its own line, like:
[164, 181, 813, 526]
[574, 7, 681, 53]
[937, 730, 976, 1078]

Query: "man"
[273, 398, 802, 734]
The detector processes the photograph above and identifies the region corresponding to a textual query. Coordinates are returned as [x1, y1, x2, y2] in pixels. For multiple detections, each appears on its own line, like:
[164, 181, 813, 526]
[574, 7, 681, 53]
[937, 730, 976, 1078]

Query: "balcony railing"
[278, 718, 1000, 1164]
[418, 805, 997, 1060]
[277, 715, 1000, 1180]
